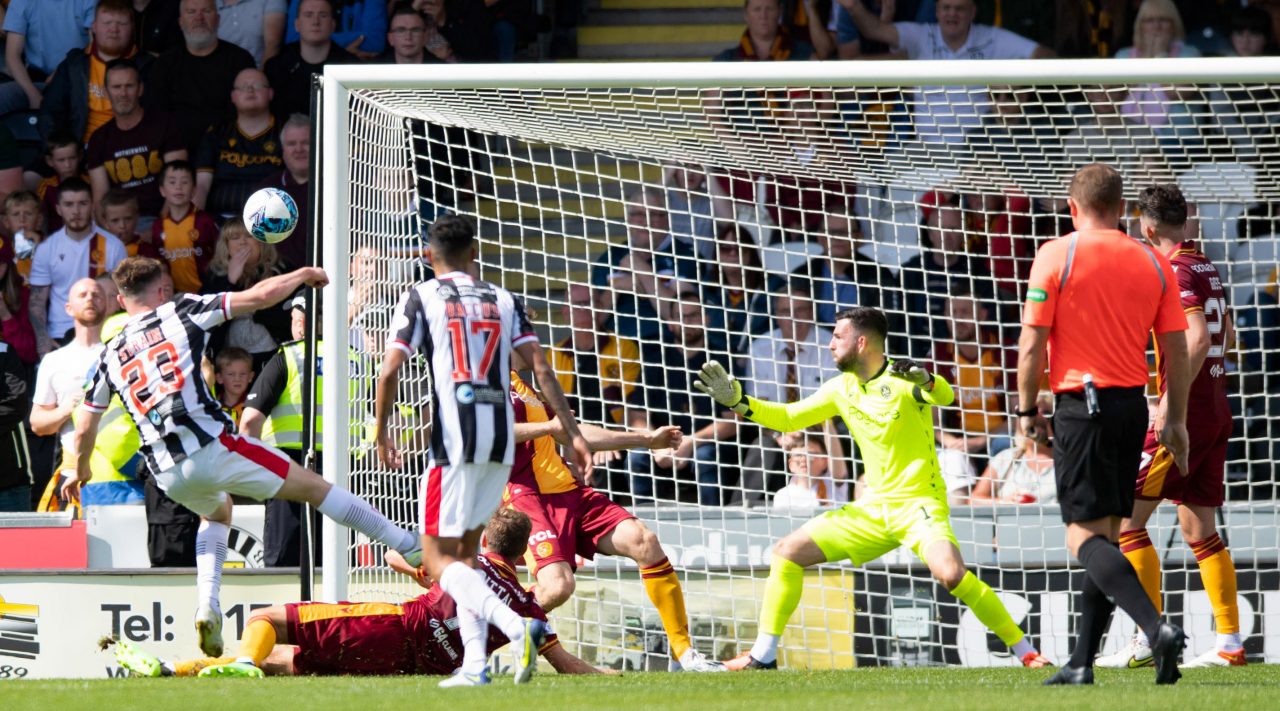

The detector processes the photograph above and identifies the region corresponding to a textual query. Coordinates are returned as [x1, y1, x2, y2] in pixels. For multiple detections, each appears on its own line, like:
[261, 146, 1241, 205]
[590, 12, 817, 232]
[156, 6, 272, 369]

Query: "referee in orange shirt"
[1016, 164, 1192, 686]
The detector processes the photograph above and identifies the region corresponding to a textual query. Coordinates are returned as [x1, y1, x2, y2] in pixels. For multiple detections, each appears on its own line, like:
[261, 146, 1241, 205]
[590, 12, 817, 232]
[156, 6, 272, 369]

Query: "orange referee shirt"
[1023, 228, 1186, 393]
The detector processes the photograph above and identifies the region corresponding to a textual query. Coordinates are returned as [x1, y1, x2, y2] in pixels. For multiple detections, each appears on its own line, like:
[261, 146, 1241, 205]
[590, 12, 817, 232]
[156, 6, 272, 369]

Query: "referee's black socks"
[1078, 535, 1162, 646]
[1068, 572, 1114, 668]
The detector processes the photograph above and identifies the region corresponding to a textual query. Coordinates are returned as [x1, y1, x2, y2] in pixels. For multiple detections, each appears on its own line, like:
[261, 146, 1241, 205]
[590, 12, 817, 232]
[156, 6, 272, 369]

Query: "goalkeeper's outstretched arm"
[694, 360, 838, 433]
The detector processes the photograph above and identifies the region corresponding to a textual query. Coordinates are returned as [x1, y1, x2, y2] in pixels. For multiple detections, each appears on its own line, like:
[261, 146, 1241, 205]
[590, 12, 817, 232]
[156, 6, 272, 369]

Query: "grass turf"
[2, 665, 1277, 711]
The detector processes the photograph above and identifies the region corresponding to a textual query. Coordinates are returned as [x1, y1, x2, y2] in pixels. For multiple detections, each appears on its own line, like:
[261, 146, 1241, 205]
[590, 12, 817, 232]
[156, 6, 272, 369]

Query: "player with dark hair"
[502, 347, 726, 672]
[1017, 164, 1191, 686]
[375, 214, 592, 686]
[1095, 184, 1243, 669]
[696, 306, 1050, 670]
[110, 509, 603, 679]
[67, 256, 424, 660]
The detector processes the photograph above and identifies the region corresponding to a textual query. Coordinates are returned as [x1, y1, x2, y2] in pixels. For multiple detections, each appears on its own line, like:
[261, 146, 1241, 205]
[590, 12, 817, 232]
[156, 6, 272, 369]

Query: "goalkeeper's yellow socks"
[174, 656, 237, 676]
[1119, 528, 1163, 614]
[949, 571, 1025, 648]
[238, 616, 277, 666]
[1191, 533, 1243, 651]
[639, 557, 693, 660]
[750, 557, 805, 664]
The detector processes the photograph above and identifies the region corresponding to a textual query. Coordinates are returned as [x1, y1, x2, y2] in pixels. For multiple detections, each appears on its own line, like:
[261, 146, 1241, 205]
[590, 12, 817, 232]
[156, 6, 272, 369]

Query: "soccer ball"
[242, 187, 299, 244]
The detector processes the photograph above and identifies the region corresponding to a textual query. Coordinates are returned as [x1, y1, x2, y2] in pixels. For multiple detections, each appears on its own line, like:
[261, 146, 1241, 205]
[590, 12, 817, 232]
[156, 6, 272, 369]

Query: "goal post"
[319, 58, 1280, 666]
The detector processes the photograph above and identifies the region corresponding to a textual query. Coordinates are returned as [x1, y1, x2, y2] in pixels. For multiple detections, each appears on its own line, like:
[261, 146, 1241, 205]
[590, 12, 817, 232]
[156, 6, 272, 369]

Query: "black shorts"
[1052, 386, 1148, 523]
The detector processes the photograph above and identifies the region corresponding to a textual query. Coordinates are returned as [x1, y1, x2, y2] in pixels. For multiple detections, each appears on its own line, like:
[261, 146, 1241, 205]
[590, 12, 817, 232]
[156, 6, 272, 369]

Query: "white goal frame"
[318, 56, 1280, 605]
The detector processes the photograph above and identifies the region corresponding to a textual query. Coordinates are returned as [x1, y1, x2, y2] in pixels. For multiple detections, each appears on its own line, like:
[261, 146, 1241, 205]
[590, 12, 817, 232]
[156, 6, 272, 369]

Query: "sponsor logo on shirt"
[1027, 288, 1047, 303]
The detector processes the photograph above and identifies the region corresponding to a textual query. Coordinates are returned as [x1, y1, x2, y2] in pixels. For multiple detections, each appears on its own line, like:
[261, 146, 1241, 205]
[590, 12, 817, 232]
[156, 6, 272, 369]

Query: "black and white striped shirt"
[388, 272, 536, 467]
[83, 293, 235, 472]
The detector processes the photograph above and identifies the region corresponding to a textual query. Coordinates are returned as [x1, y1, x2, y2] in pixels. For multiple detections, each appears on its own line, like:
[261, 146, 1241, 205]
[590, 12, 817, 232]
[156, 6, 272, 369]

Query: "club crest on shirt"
[880, 384, 892, 399]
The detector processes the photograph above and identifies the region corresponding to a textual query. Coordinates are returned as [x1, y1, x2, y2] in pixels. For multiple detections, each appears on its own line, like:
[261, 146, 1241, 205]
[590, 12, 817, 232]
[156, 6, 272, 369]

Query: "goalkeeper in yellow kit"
[695, 307, 1051, 670]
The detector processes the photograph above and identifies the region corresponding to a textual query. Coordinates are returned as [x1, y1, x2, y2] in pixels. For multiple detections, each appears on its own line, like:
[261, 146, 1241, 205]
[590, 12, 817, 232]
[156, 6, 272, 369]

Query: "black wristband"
[1016, 405, 1039, 418]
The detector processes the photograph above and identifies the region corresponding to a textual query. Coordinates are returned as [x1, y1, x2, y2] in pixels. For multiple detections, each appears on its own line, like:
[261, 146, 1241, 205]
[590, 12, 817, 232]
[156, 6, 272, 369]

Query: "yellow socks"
[1191, 534, 1240, 636]
[174, 655, 236, 676]
[239, 616, 277, 666]
[1119, 528, 1163, 614]
[759, 557, 805, 637]
[640, 557, 692, 659]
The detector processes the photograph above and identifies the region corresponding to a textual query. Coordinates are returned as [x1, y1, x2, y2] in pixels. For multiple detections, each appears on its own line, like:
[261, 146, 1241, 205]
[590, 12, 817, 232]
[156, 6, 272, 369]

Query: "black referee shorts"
[1053, 386, 1148, 524]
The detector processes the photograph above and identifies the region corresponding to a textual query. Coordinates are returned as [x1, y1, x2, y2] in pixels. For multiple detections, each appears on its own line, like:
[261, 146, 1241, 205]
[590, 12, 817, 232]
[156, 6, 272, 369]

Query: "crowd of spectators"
[2, 0, 1280, 536]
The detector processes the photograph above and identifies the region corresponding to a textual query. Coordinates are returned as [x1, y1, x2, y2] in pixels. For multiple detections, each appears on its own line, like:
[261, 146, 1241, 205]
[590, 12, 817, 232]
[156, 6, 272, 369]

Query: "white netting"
[323, 61, 1280, 668]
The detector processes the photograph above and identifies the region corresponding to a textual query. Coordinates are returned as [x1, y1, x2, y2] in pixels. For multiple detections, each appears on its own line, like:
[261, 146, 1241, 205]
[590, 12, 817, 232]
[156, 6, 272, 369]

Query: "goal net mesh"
[324, 64, 1280, 669]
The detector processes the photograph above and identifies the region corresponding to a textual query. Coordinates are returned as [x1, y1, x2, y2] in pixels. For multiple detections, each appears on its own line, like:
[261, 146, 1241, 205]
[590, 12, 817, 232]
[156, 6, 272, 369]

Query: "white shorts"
[155, 433, 293, 517]
[419, 461, 511, 538]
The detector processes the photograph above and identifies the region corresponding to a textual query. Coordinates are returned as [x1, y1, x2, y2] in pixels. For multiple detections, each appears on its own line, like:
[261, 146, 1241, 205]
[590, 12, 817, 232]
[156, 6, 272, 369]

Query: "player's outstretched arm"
[374, 347, 410, 470]
[695, 361, 837, 432]
[226, 267, 329, 319]
[518, 341, 592, 482]
[542, 642, 606, 675]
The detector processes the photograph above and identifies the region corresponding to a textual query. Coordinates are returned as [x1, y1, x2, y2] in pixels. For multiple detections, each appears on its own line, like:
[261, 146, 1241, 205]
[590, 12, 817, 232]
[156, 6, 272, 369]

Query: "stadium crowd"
[1, 0, 1279, 562]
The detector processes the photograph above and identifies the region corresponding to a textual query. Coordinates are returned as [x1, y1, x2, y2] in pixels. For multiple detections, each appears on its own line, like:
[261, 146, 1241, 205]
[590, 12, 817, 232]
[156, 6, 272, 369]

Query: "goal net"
[319, 59, 1280, 669]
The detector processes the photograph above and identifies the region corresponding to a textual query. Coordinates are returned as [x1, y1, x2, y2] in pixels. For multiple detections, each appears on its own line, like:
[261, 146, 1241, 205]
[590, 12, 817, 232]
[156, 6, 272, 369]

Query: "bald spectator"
[285, 0, 387, 56]
[265, 0, 357, 122]
[1, 0, 95, 112]
[714, 0, 815, 61]
[40, 0, 147, 145]
[840, 0, 1052, 142]
[195, 68, 284, 217]
[86, 59, 187, 225]
[217, 0, 289, 66]
[146, 0, 257, 155]
[255, 114, 311, 270]
[27, 179, 127, 355]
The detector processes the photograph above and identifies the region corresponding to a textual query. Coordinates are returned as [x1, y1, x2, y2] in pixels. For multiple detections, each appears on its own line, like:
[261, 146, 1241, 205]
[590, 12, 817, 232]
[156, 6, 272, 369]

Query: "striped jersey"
[388, 271, 536, 467]
[83, 293, 236, 472]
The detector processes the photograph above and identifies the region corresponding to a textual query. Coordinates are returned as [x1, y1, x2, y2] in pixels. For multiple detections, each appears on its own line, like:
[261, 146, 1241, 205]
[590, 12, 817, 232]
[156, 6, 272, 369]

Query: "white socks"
[1219, 632, 1243, 652]
[316, 486, 417, 554]
[1010, 638, 1036, 658]
[457, 607, 489, 675]
[195, 519, 229, 612]
[749, 633, 781, 664]
[438, 561, 524, 640]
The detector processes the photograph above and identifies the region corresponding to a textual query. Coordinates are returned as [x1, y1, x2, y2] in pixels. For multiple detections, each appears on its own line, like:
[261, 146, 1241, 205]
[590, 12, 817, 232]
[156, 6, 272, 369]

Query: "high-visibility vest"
[261, 340, 318, 451]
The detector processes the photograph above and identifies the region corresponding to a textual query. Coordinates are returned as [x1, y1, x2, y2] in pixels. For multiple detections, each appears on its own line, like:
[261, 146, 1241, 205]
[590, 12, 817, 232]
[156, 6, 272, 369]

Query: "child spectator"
[2, 191, 44, 284]
[213, 346, 254, 431]
[100, 190, 149, 257]
[36, 134, 85, 234]
[144, 161, 218, 293]
[773, 432, 848, 511]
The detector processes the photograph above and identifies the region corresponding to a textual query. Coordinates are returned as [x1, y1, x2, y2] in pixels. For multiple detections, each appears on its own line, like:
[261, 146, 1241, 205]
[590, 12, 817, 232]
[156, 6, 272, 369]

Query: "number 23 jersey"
[1159, 241, 1230, 422]
[84, 293, 236, 473]
[388, 271, 537, 468]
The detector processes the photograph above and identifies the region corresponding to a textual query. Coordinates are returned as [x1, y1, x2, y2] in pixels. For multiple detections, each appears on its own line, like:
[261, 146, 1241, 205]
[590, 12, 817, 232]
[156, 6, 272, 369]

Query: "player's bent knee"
[537, 565, 576, 610]
[773, 532, 821, 567]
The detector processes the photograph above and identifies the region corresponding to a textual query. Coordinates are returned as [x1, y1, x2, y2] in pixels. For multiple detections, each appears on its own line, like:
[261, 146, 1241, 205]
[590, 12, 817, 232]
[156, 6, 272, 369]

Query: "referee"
[1016, 164, 1192, 686]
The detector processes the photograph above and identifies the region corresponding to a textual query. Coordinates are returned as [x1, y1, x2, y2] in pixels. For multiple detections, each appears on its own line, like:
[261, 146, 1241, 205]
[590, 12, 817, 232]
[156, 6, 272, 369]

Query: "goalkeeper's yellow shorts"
[802, 494, 958, 567]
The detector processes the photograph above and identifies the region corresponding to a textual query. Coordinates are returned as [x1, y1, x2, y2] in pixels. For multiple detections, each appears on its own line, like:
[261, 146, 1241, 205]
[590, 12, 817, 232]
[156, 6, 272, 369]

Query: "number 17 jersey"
[388, 271, 537, 467]
[83, 293, 236, 473]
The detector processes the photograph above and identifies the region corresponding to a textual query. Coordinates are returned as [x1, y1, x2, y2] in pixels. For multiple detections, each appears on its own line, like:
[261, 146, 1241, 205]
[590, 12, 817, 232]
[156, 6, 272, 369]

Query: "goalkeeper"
[695, 307, 1051, 670]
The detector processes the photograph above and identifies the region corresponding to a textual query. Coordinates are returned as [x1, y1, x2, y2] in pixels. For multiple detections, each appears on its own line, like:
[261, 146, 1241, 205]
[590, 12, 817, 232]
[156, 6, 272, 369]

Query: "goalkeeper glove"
[888, 358, 934, 388]
[693, 361, 750, 415]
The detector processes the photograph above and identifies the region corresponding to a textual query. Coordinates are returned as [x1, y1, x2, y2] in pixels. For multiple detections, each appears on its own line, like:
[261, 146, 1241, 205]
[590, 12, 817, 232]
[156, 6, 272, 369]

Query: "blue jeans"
[628, 443, 723, 506]
[0, 484, 32, 512]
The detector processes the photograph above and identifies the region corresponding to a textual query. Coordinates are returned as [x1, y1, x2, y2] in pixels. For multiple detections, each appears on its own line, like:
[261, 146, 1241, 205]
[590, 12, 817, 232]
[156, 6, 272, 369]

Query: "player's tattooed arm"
[28, 285, 53, 356]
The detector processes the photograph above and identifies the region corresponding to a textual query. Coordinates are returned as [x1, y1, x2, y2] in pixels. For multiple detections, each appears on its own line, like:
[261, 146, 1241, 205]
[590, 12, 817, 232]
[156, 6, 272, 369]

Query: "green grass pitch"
[2, 666, 1276, 711]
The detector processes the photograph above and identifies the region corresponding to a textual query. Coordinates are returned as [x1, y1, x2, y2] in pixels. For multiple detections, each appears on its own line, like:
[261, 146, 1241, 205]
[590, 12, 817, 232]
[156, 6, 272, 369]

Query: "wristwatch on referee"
[1016, 404, 1039, 418]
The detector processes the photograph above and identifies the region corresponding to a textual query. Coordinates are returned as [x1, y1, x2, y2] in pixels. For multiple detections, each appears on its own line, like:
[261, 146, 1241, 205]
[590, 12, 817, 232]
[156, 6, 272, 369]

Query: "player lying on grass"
[108, 508, 601, 680]
[694, 306, 1052, 670]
